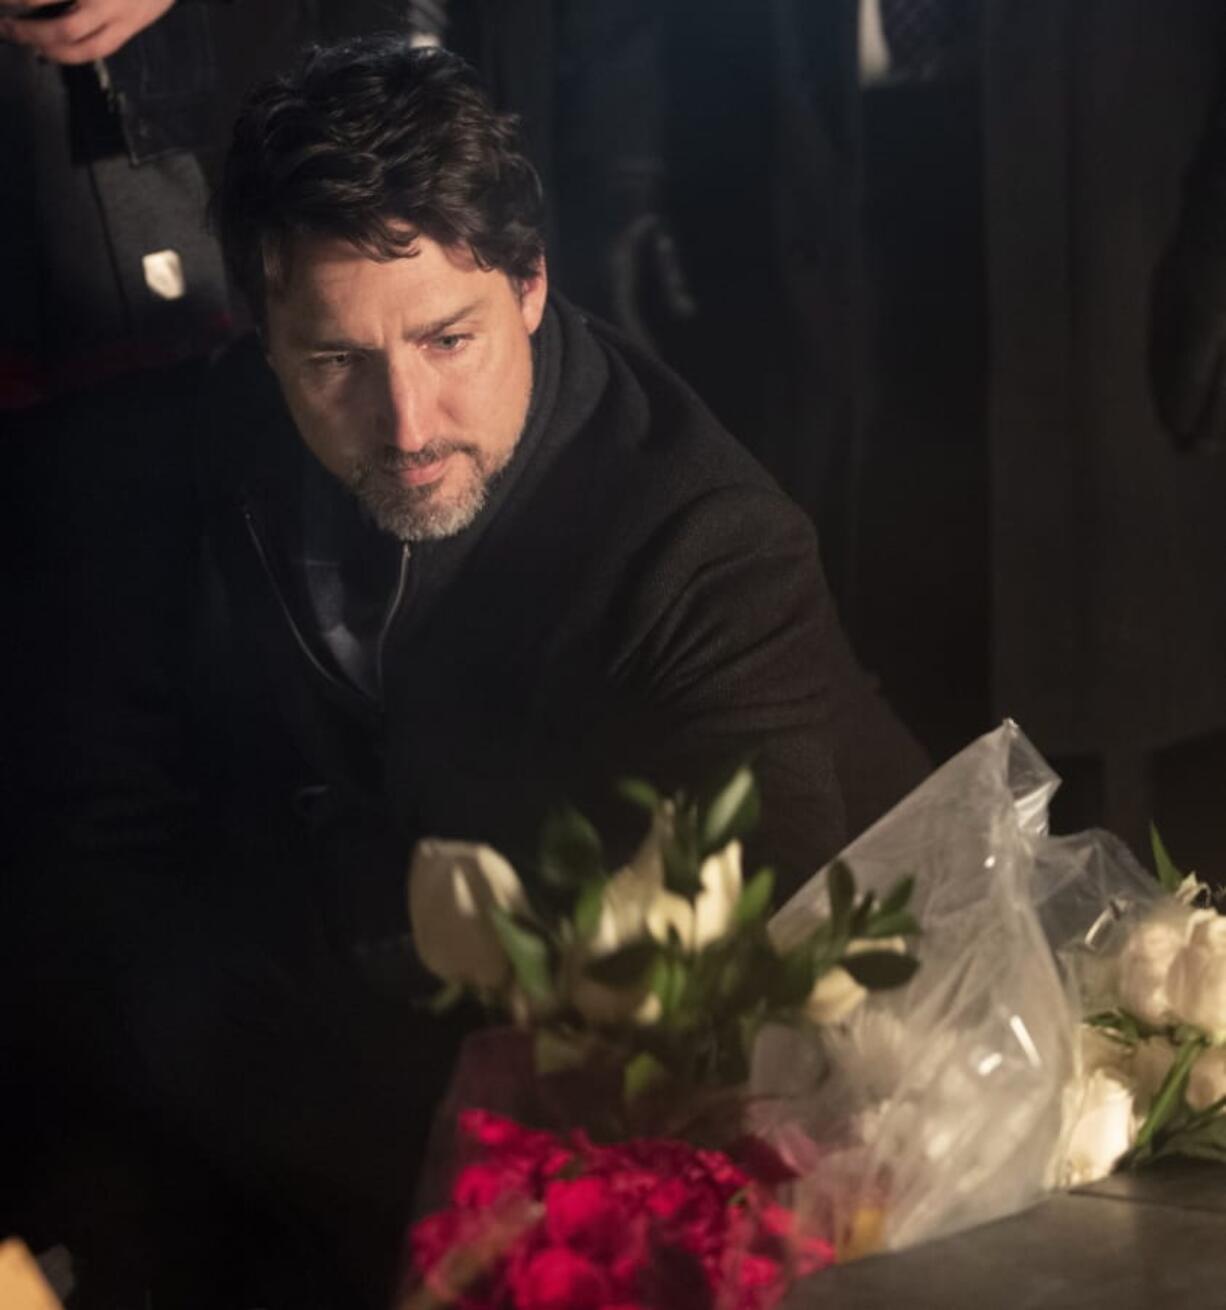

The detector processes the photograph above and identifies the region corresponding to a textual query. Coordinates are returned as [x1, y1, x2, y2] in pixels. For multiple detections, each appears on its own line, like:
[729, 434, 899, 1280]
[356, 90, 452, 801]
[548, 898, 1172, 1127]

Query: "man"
[16, 34, 924, 1308]
[204, 35, 923, 902]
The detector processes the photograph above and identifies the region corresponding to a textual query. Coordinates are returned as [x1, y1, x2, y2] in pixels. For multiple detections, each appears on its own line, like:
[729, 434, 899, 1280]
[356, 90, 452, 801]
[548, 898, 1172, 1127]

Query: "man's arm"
[605, 485, 928, 890]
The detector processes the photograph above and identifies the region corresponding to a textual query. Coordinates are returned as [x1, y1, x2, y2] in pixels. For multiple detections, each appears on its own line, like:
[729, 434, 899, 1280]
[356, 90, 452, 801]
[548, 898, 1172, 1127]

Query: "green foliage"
[733, 869, 775, 929]
[573, 878, 607, 942]
[583, 939, 660, 989]
[1150, 823, 1186, 895]
[488, 907, 555, 1007]
[843, 951, 921, 990]
[539, 805, 604, 892]
[1125, 1034, 1206, 1164]
[452, 767, 922, 1121]
[1086, 1009, 1147, 1044]
[623, 1050, 672, 1105]
[828, 860, 855, 941]
[427, 981, 465, 1015]
[700, 766, 760, 854]
[616, 777, 661, 813]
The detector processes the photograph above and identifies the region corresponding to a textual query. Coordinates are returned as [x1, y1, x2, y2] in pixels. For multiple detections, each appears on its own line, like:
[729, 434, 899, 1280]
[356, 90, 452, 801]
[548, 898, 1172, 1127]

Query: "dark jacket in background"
[0, 3, 233, 409]
[985, 0, 1226, 758]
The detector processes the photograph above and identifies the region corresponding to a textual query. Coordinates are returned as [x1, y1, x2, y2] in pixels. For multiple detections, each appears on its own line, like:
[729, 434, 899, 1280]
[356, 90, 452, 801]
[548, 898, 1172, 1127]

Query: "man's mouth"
[391, 453, 452, 489]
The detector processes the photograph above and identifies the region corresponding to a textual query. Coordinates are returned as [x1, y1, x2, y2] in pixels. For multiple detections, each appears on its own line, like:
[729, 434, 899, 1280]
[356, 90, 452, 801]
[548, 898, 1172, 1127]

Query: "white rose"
[1167, 914, 1226, 1041]
[586, 807, 671, 954]
[692, 842, 743, 949]
[805, 966, 865, 1026]
[1062, 1068, 1136, 1187]
[407, 840, 529, 990]
[643, 840, 743, 953]
[805, 937, 907, 1027]
[567, 829, 742, 1025]
[1187, 1045, 1226, 1113]
[1116, 912, 1188, 1027]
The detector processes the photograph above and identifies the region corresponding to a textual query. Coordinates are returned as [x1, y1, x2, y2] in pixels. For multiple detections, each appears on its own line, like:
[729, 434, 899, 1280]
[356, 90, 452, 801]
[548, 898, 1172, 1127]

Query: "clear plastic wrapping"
[753, 721, 1078, 1254]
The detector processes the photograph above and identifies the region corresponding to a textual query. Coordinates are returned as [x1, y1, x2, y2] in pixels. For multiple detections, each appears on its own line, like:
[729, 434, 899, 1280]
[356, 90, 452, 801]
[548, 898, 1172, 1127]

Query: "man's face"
[264, 233, 547, 541]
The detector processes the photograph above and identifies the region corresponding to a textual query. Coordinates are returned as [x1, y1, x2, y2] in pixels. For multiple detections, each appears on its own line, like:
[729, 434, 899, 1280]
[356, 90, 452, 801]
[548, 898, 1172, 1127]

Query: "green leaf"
[733, 868, 776, 928]
[539, 805, 604, 892]
[1151, 824, 1186, 895]
[700, 766, 760, 853]
[770, 942, 818, 1007]
[534, 1029, 591, 1076]
[652, 953, 690, 1016]
[623, 1050, 671, 1105]
[1086, 1010, 1143, 1044]
[850, 892, 876, 939]
[879, 875, 916, 917]
[842, 950, 920, 990]
[865, 911, 922, 939]
[488, 906, 555, 1007]
[426, 980, 464, 1014]
[617, 777, 662, 813]
[573, 877, 607, 942]
[1131, 1033, 1205, 1156]
[663, 811, 702, 897]
[828, 860, 855, 940]
[583, 939, 659, 989]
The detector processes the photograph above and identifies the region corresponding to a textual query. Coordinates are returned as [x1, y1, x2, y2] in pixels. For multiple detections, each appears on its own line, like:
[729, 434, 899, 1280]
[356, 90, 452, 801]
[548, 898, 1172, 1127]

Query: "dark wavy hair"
[214, 37, 545, 318]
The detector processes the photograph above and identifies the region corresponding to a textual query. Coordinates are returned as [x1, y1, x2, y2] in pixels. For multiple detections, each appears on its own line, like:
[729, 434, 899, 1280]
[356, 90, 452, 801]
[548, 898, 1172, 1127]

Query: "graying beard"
[348, 460, 491, 542]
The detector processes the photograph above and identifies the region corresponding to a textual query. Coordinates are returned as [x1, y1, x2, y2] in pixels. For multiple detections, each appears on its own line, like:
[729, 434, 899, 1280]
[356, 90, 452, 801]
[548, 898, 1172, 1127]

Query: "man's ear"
[517, 258, 548, 334]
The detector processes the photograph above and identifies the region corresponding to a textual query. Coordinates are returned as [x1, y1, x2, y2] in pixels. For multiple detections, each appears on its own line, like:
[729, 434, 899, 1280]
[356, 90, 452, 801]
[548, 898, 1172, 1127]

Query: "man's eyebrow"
[290, 301, 485, 352]
[406, 300, 483, 341]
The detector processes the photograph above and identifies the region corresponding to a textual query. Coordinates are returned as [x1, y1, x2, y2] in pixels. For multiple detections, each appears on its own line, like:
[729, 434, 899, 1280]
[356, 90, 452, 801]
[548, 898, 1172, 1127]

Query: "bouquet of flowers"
[400, 768, 920, 1309]
[755, 722, 1079, 1259]
[1046, 827, 1226, 1183]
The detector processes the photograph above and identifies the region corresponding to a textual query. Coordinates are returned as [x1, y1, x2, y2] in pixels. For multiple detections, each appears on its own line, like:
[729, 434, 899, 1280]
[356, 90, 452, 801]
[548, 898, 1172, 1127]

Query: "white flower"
[587, 808, 670, 955]
[805, 965, 864, 1026]
[643, 841, 743, 952]
[692, 842, 743, 949]
[566, 819, 742, 1026]
[1062, 1068, 1137, 1187]
[407, 840, 528, 990]
[1187, 1046, 1226, 1112]
[1167, 914, 1226, 1042]
[805, 937, 907, 1027]
[1175, 873, 1212, 907]
[1116, 911, 1190, 1027]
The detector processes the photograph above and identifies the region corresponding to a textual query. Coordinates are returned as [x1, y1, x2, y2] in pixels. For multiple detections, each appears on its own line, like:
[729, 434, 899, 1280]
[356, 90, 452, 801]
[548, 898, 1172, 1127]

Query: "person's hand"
[0, 0, 176, 65]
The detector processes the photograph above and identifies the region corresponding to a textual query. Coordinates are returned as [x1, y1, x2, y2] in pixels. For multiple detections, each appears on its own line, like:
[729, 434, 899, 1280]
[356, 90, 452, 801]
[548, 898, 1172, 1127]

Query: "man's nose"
[381, 356, 438, 452]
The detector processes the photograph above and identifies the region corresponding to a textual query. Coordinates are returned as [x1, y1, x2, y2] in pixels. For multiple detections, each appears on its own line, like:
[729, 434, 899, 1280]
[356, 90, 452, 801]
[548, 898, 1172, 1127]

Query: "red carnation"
[509, 1247, 611, 1310]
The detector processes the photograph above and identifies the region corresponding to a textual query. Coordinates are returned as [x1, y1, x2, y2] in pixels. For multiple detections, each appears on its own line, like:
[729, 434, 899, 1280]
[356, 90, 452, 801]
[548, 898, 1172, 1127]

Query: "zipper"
[374, 542, 412, 706]
[240, 497, 371, 711]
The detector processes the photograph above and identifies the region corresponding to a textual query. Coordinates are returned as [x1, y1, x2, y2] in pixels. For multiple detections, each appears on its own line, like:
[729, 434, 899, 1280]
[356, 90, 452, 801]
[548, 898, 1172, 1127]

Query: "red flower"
[409, 1115, 833, 1310]
[543, 1177, 626, 1261]
[509, 1247, 611, 1310]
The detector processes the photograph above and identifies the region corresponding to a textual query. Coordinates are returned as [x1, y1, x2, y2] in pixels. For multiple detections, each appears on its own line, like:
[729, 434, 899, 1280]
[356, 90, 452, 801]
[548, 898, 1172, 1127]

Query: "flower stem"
[1131, 1034, 1206, 1157]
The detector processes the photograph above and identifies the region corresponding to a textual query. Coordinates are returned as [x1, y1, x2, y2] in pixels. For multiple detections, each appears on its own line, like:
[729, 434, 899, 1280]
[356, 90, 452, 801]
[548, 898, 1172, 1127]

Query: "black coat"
[198, 295, 926, 948]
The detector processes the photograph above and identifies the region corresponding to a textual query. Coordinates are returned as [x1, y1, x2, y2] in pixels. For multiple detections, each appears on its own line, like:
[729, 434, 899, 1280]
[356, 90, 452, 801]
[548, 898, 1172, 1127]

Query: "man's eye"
[311, 352, 358, 370]
[431, 333, 470, 353]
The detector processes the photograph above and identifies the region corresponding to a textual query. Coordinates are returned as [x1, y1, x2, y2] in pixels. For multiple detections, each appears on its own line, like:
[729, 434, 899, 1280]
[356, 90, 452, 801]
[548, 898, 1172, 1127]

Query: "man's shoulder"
[555, 299, 803, 536]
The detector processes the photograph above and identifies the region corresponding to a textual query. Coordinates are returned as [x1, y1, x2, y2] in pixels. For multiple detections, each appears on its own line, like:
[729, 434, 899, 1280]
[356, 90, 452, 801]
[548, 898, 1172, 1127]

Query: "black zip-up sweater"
[198, 294, 926, 950]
